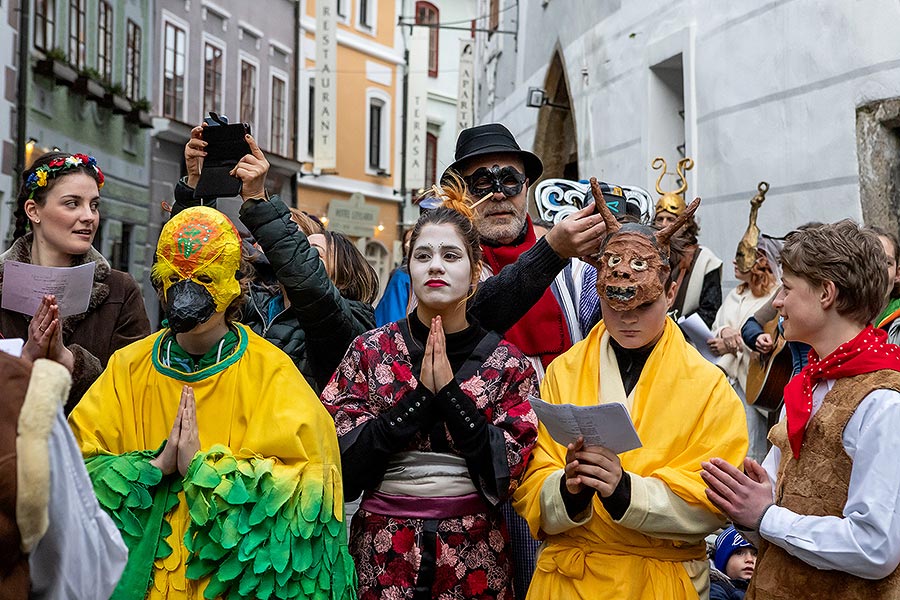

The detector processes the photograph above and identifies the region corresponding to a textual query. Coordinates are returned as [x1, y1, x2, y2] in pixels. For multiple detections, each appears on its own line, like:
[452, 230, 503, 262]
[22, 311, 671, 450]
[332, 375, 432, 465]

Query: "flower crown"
[25, 154, 105, 199]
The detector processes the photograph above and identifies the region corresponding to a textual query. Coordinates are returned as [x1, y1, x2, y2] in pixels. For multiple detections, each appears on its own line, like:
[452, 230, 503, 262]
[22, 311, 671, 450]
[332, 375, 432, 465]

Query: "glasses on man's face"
[464, 165, 527, 198]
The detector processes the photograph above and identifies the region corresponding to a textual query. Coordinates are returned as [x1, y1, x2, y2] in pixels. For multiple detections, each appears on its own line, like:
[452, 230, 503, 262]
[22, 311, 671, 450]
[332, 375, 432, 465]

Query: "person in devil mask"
[67, 206, 356, 600]
[513, 179, 749, 600]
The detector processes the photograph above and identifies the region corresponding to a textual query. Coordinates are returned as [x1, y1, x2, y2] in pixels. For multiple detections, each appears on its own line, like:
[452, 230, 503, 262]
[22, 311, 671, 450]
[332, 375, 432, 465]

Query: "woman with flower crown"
[0, 152, 150, 410]
[320, 175, 539, 600]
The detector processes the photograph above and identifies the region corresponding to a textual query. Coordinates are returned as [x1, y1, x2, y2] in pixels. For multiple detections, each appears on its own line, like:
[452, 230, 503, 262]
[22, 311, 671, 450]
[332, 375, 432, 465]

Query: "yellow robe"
[513, 319, 749, 600]
[69, 324, 349, 599]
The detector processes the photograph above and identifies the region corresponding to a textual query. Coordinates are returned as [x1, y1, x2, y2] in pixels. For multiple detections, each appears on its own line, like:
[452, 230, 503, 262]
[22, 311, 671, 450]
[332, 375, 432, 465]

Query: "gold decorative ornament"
[734, 181, 770, 273]
[652, 157, 694, 217]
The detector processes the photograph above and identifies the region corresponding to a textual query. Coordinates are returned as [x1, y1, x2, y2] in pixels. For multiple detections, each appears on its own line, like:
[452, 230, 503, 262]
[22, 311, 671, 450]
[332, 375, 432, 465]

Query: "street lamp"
[525, 87, 570, 110]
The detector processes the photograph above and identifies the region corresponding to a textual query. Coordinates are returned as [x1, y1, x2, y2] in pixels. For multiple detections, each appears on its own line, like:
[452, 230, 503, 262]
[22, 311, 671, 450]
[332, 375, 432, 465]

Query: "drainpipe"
[292, 0, 302, 208]
[14, 0, 31, 196]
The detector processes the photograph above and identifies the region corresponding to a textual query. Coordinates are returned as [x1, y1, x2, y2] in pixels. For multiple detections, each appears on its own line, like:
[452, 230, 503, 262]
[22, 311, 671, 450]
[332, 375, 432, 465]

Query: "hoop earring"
[33, 219, 40, 225]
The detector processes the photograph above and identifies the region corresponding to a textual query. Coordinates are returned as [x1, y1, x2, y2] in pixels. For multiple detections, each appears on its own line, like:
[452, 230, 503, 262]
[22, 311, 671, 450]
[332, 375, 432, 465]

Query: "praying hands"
[150, 385, 201, 477]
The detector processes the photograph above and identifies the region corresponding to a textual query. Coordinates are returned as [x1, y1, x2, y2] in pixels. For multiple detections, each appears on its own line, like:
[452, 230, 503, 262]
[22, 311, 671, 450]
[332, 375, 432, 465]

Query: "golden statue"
[735, 182, 770, 273]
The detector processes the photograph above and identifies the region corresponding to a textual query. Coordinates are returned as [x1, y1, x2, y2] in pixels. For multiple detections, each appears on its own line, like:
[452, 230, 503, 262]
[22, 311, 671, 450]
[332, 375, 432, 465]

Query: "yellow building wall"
[303, 42, 396, 181]
[300, 1, 402, 284]
[305, 0, 396, 48]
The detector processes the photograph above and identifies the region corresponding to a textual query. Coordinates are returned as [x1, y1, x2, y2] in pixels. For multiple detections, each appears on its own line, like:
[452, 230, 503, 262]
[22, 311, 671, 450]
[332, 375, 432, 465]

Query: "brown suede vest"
[747, 370, 900, 600]
[0, 353, 32, 600]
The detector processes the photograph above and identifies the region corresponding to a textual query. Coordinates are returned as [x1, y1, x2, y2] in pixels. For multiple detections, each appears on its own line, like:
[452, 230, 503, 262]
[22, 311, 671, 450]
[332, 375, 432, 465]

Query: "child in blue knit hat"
[710, 526, 757, 600]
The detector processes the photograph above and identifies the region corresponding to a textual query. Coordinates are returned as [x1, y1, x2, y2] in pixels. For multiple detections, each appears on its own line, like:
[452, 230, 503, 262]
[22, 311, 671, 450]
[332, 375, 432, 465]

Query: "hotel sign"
[314, 0, 337, 170]
[327, 193, 379, 238]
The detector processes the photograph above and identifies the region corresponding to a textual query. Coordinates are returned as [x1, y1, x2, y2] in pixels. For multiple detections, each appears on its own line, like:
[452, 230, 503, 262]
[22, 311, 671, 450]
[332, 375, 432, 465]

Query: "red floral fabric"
[321, 322, 539, 599]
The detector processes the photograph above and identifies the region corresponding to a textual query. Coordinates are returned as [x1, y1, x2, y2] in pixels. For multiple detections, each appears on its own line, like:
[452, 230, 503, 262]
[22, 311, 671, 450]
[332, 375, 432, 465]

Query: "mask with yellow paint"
[152, 206, 242, 313]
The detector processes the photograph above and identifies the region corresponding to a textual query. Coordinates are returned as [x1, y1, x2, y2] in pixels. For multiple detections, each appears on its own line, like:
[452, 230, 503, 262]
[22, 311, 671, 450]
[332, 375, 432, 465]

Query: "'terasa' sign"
[327, 193, 379, 237]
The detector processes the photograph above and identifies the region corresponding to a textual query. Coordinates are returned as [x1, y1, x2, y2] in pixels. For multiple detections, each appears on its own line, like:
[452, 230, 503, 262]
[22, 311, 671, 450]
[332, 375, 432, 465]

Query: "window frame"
[356, 0, 377, 35]
[424, 131, 438, 190]
[304, 75, 315, 159]
[269, 69, 289, 156]
[238, 53, 259, 130]
[160, 14, 188, 121]
[34, 0, 57, 52]
[201, 34, 226, 116]
[125, 19, 142, 100]
[335, 0, 350, 22]
[365, 88, 391, 174]
[415, 1, 439, 78]
[97, 1, 113, 82]
[68, 0, 86, 70]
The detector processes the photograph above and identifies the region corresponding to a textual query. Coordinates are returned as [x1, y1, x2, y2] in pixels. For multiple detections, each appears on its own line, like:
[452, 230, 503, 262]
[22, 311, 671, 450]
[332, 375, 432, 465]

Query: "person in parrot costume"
[68, 204, 356, 600]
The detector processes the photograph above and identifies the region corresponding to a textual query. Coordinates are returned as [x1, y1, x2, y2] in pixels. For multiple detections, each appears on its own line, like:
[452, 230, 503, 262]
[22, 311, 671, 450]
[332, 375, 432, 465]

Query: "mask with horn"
[734, 181, 769, 273]
[590, 177, 700, 312]
[653, 157, 694, 217]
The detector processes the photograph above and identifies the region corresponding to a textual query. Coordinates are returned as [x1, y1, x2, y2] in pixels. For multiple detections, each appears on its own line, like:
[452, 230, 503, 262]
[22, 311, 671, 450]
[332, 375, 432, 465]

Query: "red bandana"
[783, 326, 900, 458]
[481, 217, 571, 368]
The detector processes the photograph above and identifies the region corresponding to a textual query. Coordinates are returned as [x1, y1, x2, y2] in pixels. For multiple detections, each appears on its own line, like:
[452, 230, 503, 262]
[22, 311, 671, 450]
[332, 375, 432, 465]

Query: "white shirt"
[28, 408, 128, 600]
[759, 380, 900, 579]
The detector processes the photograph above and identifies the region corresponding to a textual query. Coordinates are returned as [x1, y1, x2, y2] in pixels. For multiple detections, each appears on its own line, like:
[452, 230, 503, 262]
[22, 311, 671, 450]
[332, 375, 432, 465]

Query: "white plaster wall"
[399, 0, 476, 225]
[426, 0, 477, 182]
[475, 0, 900, 286]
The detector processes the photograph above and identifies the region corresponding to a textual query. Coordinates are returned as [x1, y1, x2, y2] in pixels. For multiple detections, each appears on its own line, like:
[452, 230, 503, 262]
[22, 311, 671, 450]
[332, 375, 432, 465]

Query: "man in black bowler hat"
[444, 123, 607, 375]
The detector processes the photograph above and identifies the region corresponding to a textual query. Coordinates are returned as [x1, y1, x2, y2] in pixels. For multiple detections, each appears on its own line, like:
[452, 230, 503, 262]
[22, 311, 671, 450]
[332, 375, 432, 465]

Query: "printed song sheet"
[528, 395, 642, 454]
[1, 260, 95, 317]
[677, 313, 718, 363]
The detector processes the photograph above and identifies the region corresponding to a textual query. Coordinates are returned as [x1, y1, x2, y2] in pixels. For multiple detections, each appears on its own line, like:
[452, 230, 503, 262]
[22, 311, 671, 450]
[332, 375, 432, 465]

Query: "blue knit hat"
[714, 526, 755, 572]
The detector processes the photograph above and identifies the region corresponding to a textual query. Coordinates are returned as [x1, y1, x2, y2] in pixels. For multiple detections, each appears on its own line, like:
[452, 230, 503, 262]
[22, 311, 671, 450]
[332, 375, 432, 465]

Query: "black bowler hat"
[442, 123, 543, 184]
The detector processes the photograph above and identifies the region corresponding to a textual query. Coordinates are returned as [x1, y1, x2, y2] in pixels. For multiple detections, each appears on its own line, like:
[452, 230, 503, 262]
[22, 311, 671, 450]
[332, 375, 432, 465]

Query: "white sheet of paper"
[1, 261, 95, 317]
[0, 338, 24, 357]
[677, 313, 718, 363]
[528, 395, 642, 454]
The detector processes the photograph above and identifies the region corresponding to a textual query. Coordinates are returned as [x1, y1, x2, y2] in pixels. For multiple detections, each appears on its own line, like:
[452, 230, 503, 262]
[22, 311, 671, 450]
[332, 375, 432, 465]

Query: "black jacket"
[171, 180, 376, 392]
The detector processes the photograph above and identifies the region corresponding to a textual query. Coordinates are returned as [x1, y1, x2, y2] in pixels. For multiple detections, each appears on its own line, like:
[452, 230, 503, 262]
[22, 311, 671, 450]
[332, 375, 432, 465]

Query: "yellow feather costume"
[69, 324, 356, 599]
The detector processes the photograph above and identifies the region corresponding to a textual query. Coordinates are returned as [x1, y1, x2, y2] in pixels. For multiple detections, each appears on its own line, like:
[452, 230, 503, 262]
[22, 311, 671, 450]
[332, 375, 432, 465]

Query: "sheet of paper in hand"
[677, 313, 718, 363]
[0, 338, 24, 357]
[1, 260, 95, 317]
[529, 395, 642, 454]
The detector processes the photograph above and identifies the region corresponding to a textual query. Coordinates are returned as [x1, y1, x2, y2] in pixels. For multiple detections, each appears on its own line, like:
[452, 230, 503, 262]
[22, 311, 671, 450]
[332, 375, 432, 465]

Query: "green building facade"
[23, 0, 156, 309]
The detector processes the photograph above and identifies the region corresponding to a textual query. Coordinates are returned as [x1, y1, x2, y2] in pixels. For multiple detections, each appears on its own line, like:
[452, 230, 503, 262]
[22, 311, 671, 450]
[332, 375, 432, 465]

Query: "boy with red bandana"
[702, 220, 900, 600]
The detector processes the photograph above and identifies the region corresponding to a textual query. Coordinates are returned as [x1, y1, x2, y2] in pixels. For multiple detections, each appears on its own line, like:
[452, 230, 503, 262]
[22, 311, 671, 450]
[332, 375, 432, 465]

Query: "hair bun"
[425, 172, 482, 222]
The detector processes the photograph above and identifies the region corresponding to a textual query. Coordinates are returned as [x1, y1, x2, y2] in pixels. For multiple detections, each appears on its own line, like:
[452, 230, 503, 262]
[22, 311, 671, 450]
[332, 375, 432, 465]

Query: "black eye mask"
[464, 165, 527, 198]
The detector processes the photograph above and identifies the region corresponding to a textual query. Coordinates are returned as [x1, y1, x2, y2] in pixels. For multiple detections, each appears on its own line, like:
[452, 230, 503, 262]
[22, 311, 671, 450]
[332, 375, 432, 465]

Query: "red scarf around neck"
[481, 217, 571, 368]
[783, 325, 900, 458]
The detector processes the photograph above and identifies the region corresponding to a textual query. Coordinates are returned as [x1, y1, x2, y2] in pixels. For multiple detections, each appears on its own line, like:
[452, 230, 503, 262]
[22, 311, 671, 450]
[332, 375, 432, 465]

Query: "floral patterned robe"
[321, 320, 538, 600]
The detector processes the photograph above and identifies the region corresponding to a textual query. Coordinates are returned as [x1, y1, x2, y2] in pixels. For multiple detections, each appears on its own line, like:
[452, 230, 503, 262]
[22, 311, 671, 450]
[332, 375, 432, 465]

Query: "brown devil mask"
[590, 177, 700, 312]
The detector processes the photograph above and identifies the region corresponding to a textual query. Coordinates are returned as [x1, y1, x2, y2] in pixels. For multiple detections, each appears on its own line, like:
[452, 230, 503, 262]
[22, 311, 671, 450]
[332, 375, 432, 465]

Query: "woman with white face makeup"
[321, 176, 539, 600]
[0, 152, 149, 411]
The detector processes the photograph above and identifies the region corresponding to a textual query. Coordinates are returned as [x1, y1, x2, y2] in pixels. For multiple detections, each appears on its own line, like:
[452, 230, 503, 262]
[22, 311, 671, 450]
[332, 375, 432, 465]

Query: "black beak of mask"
[165, 279, 217, 333]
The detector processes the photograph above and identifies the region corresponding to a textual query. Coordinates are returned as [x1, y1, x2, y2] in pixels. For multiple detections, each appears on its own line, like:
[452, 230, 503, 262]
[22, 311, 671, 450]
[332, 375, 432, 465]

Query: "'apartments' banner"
[456, 40, 474, 134]
[314, 0, 337, 170]
[405, 26, 429, 191]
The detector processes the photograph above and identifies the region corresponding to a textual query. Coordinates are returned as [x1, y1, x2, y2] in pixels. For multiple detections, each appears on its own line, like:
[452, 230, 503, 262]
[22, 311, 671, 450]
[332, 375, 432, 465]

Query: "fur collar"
[0, 234, 112, 334]
[16, 358, 70, 552]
